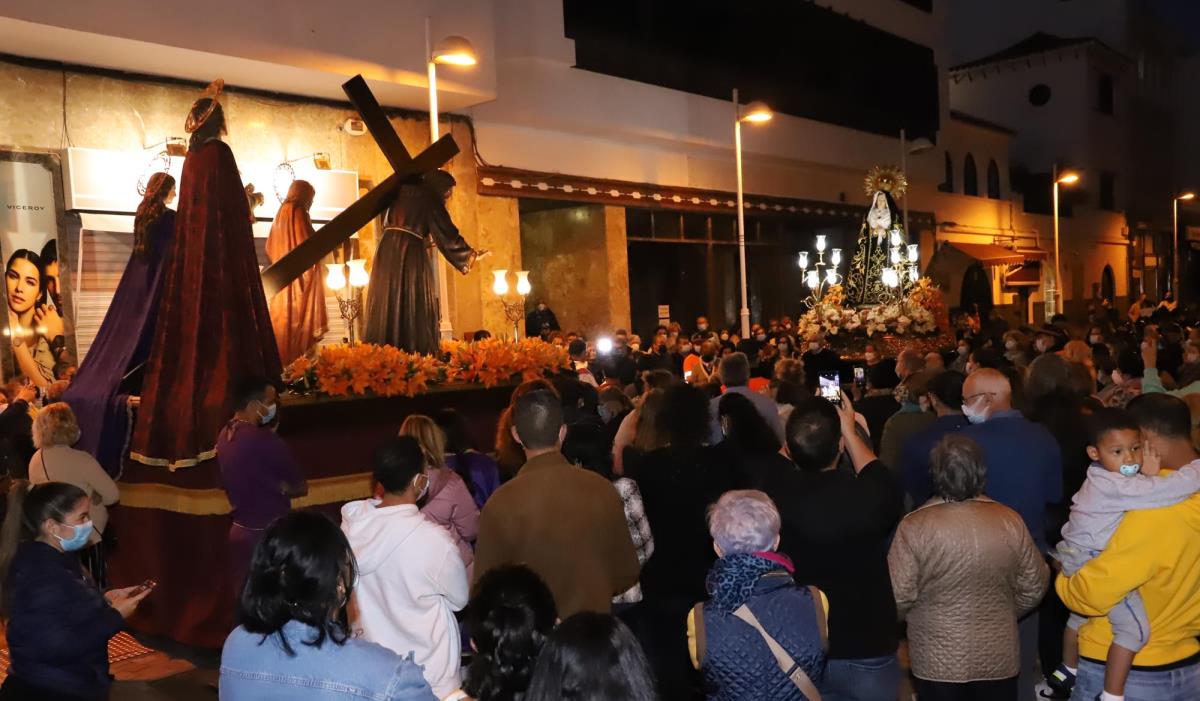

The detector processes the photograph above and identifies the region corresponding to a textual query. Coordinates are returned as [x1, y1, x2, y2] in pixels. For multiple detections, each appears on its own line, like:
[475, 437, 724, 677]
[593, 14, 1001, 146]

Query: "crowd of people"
[0, 297, 1199, 700]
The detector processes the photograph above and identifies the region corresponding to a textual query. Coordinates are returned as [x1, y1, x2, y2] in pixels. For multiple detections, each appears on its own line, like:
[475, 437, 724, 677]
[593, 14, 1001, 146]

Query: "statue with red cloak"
[129, 80, 282, 469]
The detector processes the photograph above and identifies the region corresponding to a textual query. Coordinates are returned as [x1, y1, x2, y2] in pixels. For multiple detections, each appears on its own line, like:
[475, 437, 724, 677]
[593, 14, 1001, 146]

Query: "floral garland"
[283, 339, 570, 398]
[797, 277, 943, 339]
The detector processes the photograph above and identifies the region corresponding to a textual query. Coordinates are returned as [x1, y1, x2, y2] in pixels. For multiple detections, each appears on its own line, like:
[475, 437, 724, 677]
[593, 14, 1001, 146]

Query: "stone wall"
[0, 57, 522, 338]
[519, 204, 630, 339]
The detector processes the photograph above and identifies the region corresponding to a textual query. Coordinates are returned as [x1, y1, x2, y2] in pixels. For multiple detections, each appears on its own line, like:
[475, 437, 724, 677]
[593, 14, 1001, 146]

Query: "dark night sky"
[1145, 0, 1200, 50]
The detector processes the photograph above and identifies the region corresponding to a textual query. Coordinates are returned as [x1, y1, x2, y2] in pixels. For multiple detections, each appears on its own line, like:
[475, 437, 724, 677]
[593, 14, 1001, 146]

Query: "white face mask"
[962, 402, 988, 424]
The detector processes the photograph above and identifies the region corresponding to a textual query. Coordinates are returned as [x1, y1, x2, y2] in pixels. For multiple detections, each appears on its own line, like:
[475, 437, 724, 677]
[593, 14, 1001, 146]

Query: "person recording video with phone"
[748, 395, 904, 700]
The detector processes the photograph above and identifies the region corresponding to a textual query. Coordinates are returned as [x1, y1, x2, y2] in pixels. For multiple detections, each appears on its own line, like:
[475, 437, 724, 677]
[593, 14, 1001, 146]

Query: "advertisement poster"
[0, 153, 73, 387]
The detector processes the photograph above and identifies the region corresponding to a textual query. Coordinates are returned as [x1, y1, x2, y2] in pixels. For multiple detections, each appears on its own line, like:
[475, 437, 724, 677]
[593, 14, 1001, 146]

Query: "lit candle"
[516, 271, 532, 296]
[889, 229, 903, 247]
[492, 269, 509, 295]
[825, 268, 837, 285]
[815, 235, 827, 252]
[831, 248, 842, 266]
[907, 244, 919, 263]
[890, 249, 902, 265]
[324, 263, 347, 290]
[798, 251, 809, 269]
[806, 270, 819, 289]
[347, 259, 370, 288]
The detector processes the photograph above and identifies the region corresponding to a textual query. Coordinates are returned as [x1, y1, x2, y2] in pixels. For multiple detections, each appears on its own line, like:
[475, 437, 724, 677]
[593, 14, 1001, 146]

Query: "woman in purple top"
[217, 378, 306, 598]
[64, 173, 177, 476]
[435, 409, 501, 508]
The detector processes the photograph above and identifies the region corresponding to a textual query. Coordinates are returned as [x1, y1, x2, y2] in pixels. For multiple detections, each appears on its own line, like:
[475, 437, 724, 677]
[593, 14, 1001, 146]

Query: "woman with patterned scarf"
[687, 490, 828, 701]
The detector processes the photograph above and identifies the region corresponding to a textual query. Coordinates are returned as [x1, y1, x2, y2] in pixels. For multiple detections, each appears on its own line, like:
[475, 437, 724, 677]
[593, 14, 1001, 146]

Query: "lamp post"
[1051, 166, 1080, 315]
[797, 236, 842, 307]
[492, 269, 531, 341]
[425, 18, 477, 342]
[899, 128, 934, 237]
[326, 259, 370, 344]
[732, 89, 773, 338]
[1174, 192, 1196, 297]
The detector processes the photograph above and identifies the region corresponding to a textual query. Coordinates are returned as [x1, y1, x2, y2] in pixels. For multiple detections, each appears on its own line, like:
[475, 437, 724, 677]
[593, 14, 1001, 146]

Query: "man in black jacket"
[759, 395, 904, 701]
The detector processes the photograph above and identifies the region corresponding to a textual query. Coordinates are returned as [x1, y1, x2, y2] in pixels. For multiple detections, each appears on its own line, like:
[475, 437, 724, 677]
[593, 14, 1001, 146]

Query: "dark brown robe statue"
[363, 170, 479, 354]
[267, 180, 328, 365]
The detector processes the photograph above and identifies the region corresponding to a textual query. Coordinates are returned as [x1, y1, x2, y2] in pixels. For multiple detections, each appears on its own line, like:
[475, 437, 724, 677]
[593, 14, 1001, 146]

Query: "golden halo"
[184, 79, 225, 133]
[863, 165, 908, 199]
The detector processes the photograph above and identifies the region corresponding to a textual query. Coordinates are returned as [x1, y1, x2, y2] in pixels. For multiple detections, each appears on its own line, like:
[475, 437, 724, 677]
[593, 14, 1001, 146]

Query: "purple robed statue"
[63, 172, 177, 476]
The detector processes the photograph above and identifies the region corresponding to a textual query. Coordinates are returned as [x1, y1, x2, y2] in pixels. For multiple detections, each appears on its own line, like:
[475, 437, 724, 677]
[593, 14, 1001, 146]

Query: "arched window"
[963, 154, 978, 196]
[1101, 265, 1115, 304]
[986, 159, 1001, 199]
[939, 151, 954, 193]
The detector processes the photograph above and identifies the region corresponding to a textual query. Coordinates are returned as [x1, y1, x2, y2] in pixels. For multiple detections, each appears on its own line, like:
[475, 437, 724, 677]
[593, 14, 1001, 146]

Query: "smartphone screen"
[818, 374, 842, 404]
[853, 366, 865, 384]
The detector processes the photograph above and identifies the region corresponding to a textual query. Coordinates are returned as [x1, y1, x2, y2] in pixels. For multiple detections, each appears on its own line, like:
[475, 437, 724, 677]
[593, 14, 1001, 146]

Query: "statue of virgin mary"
[844, 166, 908, 307]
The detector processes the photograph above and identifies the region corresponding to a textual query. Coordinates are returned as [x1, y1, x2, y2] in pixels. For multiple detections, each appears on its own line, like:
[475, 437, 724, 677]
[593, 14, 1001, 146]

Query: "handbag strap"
[733, 604, 822, 701]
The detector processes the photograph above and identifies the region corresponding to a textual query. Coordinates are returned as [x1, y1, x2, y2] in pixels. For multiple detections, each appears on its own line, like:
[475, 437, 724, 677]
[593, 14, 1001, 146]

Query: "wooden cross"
[259, 75, 460, 297]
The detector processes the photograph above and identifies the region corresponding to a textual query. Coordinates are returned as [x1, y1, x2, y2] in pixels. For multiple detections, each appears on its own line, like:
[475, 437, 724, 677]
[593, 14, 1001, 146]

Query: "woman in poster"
[129, 80, 282, 469]
[62, 172, 176, 475]
[6, 249, 61, 387]
[266, 179, 327, 366]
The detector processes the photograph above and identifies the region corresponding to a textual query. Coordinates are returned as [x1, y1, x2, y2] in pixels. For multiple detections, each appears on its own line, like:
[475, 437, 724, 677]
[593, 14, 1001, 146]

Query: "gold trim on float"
[117, 472, 373, 516]
[128, 448, 218, 472]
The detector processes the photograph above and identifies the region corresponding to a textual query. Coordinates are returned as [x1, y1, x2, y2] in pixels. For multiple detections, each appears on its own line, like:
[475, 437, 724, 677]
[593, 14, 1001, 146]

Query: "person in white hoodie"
[342, 435, 470, 699]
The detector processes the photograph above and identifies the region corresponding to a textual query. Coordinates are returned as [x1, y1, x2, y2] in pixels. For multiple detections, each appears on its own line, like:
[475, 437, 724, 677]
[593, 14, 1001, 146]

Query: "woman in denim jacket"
[220, 511, 436, 701]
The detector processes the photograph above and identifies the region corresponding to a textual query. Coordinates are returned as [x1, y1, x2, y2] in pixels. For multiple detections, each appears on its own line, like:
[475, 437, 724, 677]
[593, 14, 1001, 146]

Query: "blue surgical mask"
[55, 520, 94, 552]
[1119, 463, 1141, 477]
[259, 402, 277, 426]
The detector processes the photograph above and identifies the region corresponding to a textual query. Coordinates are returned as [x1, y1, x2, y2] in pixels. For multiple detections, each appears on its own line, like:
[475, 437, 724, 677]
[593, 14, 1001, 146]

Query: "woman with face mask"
[399, 415, 480, 580]
[0, 481, 151, 699]
[28, 403, 119, 588]
[217, 377, 307, 598]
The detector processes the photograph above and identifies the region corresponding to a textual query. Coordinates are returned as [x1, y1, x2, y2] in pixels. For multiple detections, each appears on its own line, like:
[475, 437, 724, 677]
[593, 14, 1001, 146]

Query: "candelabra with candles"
[492, 269, 531, 341]
[798, 235, 842, 307]
[881, 228, 920, 296]
[325, 259, 370, 343]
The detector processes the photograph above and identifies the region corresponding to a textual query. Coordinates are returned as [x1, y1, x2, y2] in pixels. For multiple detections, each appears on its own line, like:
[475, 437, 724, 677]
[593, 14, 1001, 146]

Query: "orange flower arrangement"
[283, 339, 569, 398]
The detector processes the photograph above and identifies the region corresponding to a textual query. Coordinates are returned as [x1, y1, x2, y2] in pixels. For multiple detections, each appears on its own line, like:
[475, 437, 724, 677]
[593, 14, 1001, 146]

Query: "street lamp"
[899, 129, 934, 236]
[1051, 166, 1081, 315]
[1174, 192, 1196, 297]
[733, 89, 773, 338]
[425, 18, 478, 343]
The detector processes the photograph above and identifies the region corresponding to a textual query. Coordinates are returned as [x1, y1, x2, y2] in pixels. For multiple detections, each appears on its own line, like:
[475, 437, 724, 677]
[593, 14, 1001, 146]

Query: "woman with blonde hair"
[28, 402, 120, 587]
[400, 414, 479, 577]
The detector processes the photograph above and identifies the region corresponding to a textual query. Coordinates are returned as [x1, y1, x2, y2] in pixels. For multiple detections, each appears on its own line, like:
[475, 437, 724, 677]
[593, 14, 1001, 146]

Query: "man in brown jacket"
[473, 389, 640, 616]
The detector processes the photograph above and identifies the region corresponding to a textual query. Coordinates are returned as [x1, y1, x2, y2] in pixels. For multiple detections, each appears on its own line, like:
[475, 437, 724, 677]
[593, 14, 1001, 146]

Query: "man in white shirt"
[342, 436, 469, 698]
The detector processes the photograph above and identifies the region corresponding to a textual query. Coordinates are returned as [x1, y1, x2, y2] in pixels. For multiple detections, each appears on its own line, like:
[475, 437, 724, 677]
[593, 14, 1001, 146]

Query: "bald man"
[958, 368, 1062, 701]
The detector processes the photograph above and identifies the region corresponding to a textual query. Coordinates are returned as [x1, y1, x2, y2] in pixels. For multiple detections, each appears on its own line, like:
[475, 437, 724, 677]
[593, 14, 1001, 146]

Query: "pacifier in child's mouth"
[1119, 464, 1141, 477]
